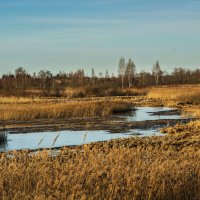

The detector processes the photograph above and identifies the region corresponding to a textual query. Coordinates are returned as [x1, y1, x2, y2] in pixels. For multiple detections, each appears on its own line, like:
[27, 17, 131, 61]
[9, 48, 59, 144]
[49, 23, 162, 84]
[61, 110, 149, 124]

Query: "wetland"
[0, 105, 192, 151]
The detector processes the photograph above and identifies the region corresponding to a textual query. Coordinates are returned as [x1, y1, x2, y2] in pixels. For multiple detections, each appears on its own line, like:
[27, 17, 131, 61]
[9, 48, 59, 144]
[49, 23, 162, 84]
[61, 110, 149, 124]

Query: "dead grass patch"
[0, 99, 133, 121]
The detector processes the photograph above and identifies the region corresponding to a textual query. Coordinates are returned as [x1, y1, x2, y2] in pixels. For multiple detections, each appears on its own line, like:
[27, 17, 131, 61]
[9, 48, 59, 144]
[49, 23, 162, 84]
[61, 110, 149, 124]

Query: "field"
[0, 85, 200, 199]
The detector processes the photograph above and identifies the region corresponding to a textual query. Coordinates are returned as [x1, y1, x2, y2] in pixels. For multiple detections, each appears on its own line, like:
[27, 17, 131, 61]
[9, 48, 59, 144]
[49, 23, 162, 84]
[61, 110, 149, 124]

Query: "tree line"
[0, 58, 200, 96]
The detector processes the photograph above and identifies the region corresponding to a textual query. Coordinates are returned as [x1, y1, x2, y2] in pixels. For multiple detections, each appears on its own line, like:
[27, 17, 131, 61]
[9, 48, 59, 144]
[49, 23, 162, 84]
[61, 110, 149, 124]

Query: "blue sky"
[0, 0, 200, 75]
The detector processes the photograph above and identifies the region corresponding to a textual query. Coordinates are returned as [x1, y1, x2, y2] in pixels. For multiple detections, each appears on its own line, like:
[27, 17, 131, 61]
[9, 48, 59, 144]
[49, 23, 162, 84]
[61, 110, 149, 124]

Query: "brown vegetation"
[147, 85, 200, 103]
[161, 119, 200, 135]
[0, 120, 199, 199]
[147, 85, 200, 117]
[1, 65, 200, 97]
[0, 86, 199, 199]
[0, 99, 133, 121]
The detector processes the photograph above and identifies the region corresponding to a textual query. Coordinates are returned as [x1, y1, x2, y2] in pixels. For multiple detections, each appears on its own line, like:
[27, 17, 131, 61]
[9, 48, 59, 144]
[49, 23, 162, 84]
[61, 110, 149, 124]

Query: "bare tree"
[152, 61, 163, 85]
[38, 70, 53, 96]
[74, 69, 85, 85]
[91, 68, 96, 86]
[105, 70, 110, 78]
[15, 67, 28, 96]
[126, 58, 136, 88]
[139, 70, 147, 86]
[2, 73, 15, 95]
[99, 72, 103, 78]
[118, 57, 126, 89]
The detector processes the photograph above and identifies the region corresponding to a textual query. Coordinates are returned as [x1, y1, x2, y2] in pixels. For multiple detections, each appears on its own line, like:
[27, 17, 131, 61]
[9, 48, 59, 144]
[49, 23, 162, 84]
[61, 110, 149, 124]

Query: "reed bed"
[0, 97, 41, 104]
[119, 87, 150, 96]
[147, 85, 200, 117]
[148, 85, 200, 104]
[178, 91, 200, 104]
[0, 121, 199, 200]
[184, 105, 200, 118]
[0, 100, 133, 121]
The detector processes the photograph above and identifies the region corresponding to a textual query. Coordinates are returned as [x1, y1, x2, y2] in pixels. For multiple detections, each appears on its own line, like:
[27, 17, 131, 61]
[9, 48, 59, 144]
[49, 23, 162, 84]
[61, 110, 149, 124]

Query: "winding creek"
[0, 107, 191, 152]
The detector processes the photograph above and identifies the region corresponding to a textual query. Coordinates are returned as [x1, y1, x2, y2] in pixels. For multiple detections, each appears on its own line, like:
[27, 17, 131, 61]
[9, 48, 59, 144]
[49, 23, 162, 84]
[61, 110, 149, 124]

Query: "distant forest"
[0, 58, 200, 97]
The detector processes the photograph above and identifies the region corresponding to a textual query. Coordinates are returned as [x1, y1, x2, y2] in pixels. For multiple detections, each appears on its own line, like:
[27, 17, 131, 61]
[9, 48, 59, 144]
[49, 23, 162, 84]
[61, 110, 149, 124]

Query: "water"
[115, 107, 182, 121]
[0, 107, 185, 152]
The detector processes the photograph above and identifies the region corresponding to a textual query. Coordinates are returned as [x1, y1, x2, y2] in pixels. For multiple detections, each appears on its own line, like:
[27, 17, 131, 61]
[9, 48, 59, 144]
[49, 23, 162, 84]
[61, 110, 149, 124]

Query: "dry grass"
[183, 105, 200, 118]
[148, 85, 200, 103]
[119, 87, 150, 96]
[0, 121, 199, 200]
[0, 91, 200, 199]
[178, 92, 200, 104]
[65, 87, 150, 97]
[0, 99, 133, 121]
[147, 85, 200, 117]
[0, 97, 41, 104]
[161, 119, 200, 135]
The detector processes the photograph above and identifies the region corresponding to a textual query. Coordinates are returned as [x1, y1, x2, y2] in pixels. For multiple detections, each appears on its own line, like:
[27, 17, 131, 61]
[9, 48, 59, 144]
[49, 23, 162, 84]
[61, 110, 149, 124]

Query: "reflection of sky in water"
[0, 107, 182, 152]
[0, 131, 131, 152]
[115, 107, 182, 122]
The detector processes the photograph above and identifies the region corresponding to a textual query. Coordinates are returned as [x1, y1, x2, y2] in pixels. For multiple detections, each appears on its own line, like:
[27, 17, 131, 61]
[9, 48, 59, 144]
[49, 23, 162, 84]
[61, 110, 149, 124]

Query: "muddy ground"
[0, 117, 193, 134]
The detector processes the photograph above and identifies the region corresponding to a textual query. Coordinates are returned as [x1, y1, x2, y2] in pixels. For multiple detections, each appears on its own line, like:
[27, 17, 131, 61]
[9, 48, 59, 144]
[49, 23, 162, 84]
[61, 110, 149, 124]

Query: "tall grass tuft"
[51, 134, 60, 148]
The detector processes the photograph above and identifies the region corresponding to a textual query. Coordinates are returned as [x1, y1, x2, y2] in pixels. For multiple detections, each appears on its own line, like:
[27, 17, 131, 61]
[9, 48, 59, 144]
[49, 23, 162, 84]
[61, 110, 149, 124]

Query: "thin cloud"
[22, 17, 125, 26]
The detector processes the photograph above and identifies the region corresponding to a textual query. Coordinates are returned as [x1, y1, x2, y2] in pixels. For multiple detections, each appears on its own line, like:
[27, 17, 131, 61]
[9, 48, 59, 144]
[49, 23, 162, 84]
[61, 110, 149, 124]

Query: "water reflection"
[5, 131, 133, 151]
[115, 107, 182, 122]
[0, 141, 8, 152]
[0, 132, 8, 152]
[115, 109, 137, 118]
[0, 107, 186, 152]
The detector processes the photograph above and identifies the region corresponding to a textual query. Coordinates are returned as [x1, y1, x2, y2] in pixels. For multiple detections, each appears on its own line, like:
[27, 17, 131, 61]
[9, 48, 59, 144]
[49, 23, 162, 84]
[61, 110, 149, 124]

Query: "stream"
[0, 107, 189, 152]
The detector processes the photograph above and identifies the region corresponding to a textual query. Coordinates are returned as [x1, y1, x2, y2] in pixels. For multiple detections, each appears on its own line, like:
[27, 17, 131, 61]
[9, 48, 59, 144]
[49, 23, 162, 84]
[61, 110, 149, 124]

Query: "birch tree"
[126, 58, 136, 88]
[152, 61, 163, 85]
[118, 57, 126, 89]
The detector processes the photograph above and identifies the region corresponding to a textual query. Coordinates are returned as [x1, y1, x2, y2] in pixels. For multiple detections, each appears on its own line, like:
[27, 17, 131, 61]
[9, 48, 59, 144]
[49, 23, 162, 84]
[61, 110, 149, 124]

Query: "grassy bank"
[0, 120, 199, 199]
[0, 99, 133, 121]
[147, 85, 200, 117]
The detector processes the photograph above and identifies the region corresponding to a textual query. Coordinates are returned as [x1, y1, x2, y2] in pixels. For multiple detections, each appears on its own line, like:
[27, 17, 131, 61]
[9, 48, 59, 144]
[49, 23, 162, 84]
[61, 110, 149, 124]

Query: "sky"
[0, 0, 200, 75]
